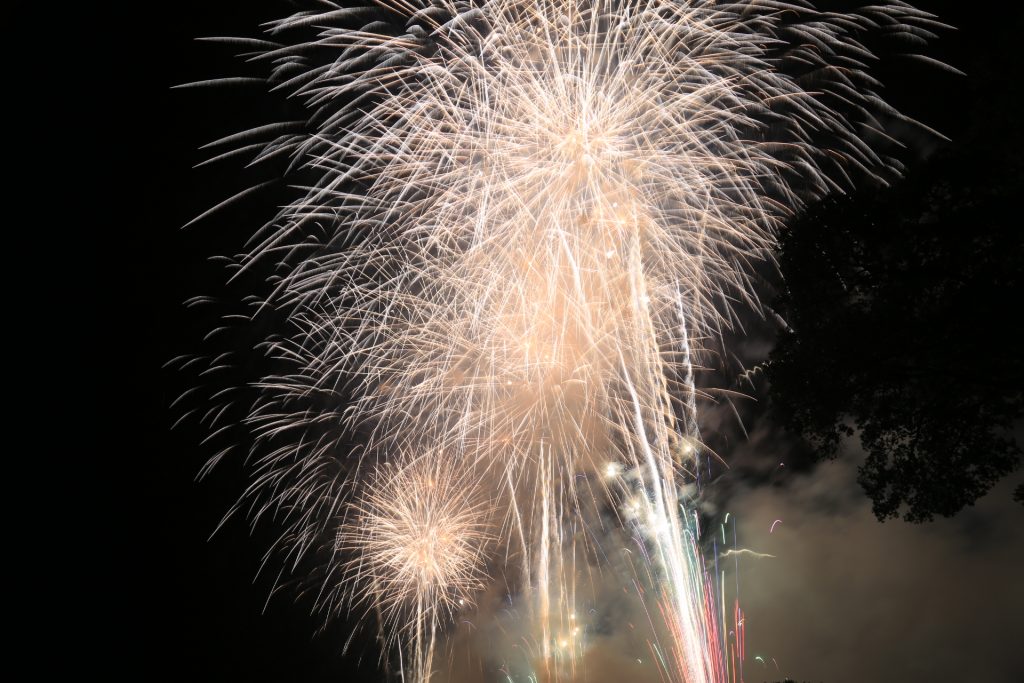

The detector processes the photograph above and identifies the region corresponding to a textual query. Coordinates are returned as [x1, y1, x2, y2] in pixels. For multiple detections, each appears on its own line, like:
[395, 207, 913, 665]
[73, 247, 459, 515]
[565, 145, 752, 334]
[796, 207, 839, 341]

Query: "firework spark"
[340, 455, 493, 681]
[179, 1, 946, 680]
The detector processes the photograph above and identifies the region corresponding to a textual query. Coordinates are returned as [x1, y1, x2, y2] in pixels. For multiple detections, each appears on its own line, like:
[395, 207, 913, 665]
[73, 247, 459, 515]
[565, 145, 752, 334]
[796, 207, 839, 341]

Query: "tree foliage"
[767, 136, 1023, 522]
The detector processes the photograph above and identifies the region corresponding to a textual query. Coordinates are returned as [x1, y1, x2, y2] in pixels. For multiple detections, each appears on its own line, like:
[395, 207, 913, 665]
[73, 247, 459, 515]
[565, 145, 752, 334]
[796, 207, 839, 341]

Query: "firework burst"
[179, 1, 947, 680]
[340, 455, 493, 681]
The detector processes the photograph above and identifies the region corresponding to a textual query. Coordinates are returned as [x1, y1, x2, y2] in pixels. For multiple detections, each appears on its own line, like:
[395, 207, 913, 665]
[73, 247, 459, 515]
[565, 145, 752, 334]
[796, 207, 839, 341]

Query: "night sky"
[126, 2, 1023, 681]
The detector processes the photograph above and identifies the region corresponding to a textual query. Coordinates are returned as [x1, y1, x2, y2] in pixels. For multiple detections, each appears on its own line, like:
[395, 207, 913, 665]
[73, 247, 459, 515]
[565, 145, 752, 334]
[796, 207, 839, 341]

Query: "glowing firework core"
[344, 458, 492, 626]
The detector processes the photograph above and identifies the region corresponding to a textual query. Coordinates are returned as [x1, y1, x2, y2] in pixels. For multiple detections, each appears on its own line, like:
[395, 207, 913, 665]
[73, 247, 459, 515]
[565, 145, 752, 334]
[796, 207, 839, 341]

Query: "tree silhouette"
[766, 115, 1023, 522]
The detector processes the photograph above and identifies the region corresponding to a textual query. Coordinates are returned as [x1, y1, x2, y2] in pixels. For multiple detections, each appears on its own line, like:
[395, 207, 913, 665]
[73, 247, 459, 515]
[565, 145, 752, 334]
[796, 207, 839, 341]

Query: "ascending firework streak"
[181, 1, 946, 681]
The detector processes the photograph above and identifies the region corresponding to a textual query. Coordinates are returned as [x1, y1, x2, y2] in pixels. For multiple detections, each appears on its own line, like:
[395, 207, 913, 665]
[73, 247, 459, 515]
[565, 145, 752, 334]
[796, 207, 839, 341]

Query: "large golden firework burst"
[182, 1, 949, 681]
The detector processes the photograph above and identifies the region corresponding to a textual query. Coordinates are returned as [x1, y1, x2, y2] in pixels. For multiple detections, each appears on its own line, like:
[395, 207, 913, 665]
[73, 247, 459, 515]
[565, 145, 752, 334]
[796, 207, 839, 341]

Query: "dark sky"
[123, 1, 1023, 681]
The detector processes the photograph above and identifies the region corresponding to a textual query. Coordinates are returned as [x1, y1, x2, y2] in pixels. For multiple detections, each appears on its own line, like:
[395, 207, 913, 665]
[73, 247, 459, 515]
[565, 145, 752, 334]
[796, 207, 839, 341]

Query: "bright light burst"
[342, 457, 493, 626]
[181, 0, 946, 681]
[340, 455, 493, 681]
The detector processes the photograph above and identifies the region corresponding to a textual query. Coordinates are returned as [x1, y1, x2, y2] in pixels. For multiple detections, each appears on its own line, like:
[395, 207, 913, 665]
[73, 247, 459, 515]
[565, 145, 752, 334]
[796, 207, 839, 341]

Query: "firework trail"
[177, 1, 947, 680]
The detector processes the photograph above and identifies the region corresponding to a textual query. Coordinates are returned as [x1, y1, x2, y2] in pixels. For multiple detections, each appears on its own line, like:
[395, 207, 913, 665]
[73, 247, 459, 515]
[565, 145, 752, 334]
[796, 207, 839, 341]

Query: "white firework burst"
[178, 1, 949, 681]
